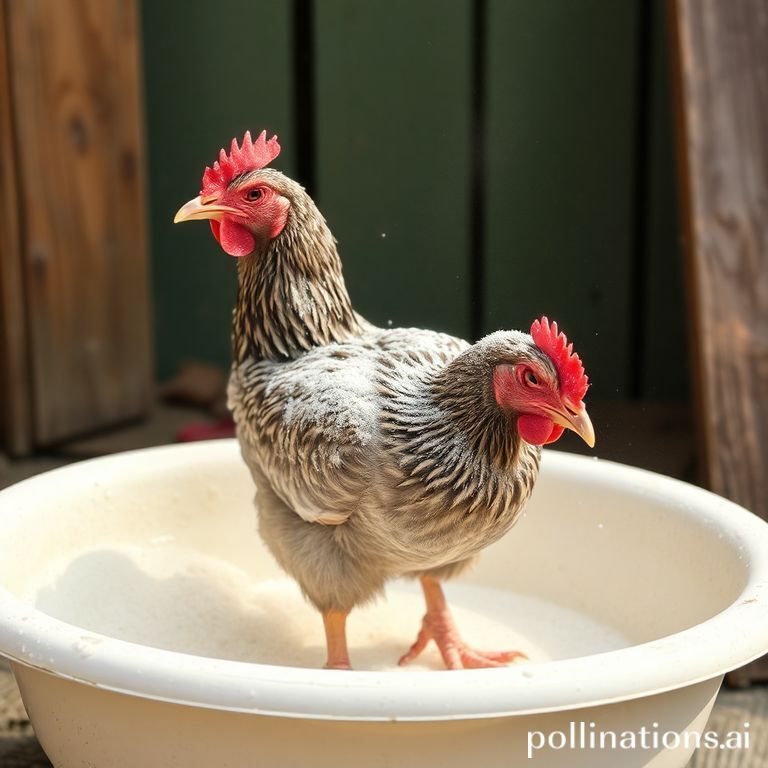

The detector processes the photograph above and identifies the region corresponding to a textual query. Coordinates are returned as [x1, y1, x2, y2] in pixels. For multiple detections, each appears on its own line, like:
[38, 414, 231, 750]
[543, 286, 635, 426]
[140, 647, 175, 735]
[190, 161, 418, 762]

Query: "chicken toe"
[398, 577, 527, 670]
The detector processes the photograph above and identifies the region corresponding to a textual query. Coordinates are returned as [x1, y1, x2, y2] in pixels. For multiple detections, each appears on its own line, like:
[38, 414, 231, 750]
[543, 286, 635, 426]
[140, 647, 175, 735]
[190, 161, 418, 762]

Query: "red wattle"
[219, 218, 255, 257]
[517, 414, 556, 446]
[209, 220, 221, 243]
[543, 424, 565, 444]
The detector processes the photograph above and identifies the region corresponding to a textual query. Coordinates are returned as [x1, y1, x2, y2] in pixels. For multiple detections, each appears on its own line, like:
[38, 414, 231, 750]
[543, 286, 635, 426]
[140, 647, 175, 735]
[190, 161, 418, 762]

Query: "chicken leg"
[323, 610, 352, 669]
[398, 576, 527, 670]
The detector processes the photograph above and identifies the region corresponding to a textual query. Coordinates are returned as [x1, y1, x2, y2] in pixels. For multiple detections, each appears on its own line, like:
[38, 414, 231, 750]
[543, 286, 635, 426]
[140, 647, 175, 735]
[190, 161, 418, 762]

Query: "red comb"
[530, 317, 589, 403]
[201, 130, 280, 197]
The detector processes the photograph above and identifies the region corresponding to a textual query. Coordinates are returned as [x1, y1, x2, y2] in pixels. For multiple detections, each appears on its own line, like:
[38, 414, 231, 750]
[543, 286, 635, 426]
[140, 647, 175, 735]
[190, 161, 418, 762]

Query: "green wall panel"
[315, 0, 472, 340]
[142, 0, 295, 380]
[485, 0, 639, 399]
[640, 5, 688, 400]
[143, 0, 687, 402]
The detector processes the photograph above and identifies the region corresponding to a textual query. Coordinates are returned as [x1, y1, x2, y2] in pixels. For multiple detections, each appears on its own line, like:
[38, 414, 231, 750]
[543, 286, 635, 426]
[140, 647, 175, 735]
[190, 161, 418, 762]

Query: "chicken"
[174, 131, 595, 670]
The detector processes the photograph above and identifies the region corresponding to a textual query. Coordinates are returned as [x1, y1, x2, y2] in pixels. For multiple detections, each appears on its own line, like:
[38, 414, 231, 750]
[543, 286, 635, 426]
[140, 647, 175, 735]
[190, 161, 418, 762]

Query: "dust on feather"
[266, 345, 379, 446]
[288, 276, 314, 318]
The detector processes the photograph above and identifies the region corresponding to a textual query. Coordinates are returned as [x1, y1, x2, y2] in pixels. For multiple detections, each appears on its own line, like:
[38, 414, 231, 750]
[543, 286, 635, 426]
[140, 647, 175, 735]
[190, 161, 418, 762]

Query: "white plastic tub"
[0, 440, 767, 767]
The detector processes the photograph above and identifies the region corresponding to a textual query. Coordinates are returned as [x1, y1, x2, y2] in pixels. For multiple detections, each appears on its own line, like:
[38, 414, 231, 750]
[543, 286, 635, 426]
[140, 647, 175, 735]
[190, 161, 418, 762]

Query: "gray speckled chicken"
[175, 132, 595, 669]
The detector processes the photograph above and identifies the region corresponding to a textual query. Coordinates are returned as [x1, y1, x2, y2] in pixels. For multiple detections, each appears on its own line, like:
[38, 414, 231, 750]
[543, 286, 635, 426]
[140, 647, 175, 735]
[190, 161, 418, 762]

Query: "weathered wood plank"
[315, 0, 472, 340]
[485, 0, 639, 399]
[0, 1, 32, 455]
[668, 0, 768, 521]
[142, 0, 295, 380]
[6, 0, 151, 444]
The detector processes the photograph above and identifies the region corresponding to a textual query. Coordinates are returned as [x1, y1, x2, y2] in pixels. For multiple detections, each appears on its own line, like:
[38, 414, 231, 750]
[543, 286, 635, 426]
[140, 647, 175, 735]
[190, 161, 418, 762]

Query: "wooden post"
[668, 0, 768, 684]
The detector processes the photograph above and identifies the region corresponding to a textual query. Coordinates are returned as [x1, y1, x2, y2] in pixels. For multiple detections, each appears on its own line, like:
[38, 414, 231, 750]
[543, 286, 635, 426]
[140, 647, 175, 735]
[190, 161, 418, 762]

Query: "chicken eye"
[246, 188, 263, 201]
[524, 369, 539, 387]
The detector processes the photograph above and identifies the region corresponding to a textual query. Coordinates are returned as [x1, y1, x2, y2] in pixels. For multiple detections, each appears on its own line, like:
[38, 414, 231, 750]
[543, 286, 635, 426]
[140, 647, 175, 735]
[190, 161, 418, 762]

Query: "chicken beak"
[173, 195, 240, 224]
[560, 405, 596, 448]
[546, 401, 595, 448]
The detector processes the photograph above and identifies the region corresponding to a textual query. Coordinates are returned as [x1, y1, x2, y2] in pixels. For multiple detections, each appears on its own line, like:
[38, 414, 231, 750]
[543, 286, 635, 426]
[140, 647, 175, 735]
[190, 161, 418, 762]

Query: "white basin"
[0, 440, 766, 767]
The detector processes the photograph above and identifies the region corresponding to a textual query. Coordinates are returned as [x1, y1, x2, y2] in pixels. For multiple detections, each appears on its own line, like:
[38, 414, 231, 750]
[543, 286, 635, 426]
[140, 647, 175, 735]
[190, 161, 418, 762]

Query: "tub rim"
[0, 440, 767, 721]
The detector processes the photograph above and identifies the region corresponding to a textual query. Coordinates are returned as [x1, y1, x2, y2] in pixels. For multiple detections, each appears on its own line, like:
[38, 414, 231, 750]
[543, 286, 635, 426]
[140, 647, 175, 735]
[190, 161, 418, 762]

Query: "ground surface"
[0, 400, 764, 767]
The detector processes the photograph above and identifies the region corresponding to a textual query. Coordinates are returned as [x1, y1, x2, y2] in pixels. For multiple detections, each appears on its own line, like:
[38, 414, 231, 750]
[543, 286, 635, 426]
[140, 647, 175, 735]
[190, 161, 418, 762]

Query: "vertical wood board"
[7, 0, 151, 444]
[315, 0, 472, 340]
[669, 0, 768, 519]
[0, 0, 31, 454]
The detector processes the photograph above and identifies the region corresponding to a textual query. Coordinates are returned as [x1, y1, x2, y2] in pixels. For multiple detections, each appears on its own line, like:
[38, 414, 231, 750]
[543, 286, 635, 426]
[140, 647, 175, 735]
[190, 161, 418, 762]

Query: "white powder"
[259, 344, 380, 447]
[28, 544, 629, 670]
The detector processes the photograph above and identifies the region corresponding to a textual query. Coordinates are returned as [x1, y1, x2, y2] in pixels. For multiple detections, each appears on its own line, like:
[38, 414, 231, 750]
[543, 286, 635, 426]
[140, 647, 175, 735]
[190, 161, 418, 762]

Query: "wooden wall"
[669, 0, 768, 521]
[1, 0, 151, 450]
[143, 0, 688, 402]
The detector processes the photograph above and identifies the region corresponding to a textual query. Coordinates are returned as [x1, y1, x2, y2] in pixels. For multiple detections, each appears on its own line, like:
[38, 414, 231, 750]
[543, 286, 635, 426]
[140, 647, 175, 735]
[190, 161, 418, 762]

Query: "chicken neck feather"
[232, 174, 364, 362]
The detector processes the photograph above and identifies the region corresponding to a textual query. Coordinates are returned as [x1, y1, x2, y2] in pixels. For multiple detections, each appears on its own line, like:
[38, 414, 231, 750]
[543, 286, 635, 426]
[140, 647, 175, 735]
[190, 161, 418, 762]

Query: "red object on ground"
[176, 418, 235, 442]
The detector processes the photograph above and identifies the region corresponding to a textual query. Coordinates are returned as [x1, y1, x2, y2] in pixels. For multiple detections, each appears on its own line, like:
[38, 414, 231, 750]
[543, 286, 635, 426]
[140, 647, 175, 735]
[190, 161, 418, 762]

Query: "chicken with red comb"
[175, 130, 288, 258]
[175, 131, 595, 670]
[502, 317, 592, 448]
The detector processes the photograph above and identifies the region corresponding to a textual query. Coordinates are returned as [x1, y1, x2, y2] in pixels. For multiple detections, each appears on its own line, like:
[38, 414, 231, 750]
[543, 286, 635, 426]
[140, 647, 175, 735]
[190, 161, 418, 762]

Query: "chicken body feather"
[228, 326, 541, 613]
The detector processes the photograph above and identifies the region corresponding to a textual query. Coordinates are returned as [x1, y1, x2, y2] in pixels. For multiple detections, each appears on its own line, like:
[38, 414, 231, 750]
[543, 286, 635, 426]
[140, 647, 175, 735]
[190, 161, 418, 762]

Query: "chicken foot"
[398, 576, 527, 670]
